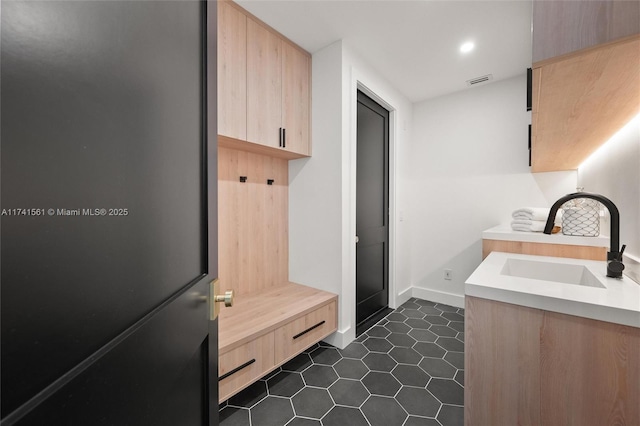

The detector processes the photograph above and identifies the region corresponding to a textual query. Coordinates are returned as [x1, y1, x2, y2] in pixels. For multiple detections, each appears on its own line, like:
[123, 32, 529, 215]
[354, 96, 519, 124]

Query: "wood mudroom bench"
[216, 148, 339, 402]
[216, 0, 327, 404]
[218, 282, 337, 402]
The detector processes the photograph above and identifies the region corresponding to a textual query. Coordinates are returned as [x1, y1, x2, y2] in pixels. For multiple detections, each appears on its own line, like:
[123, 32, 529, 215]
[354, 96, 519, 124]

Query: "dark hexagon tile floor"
[219, 298, 465, 426]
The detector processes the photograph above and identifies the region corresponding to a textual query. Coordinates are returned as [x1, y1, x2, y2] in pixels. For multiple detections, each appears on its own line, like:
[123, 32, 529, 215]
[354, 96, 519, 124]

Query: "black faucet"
[543, 192, 626, 278]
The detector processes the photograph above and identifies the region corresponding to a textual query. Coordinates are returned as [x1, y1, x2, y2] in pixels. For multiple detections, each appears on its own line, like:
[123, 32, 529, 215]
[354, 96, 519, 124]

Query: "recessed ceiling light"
[460, 42, 475, 53]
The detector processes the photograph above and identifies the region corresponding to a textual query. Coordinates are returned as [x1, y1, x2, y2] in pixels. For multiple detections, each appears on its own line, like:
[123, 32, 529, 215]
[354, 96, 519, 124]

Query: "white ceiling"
[236, 0, 533, 102]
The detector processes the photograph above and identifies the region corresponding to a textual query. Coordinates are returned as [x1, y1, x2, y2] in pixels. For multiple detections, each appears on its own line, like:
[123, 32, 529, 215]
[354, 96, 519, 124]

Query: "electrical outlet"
[444, 269, 453, 280]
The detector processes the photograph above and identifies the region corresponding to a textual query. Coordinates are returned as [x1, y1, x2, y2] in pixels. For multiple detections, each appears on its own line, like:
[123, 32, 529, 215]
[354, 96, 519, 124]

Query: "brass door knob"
[214, 290, 234, 307]
[210, 279, 233, 320]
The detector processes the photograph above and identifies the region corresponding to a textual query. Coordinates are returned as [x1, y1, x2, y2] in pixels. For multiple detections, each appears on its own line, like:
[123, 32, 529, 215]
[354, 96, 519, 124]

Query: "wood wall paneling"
[218, 147, 241, 296]
[262, 153, 289, 292]
[218, 1, 247, 140]
[218, 147, 288, 297]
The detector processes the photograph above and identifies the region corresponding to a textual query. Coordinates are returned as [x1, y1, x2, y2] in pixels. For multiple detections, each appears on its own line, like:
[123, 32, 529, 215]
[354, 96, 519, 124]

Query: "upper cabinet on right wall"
[530, 0, 640, 173]
[532, 0, 640, 63]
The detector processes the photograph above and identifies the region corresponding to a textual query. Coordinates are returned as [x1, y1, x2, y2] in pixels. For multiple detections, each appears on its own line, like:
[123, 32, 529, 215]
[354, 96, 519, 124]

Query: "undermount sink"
[500, 258, 605, 288]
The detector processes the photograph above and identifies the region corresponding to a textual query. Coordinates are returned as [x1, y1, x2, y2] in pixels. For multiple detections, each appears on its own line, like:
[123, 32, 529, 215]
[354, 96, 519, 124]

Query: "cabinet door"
[282, 41, 311, 156]
[247, 18, 282, 148]
[218, 1, 246, 140]
[532, 0, 640, 63]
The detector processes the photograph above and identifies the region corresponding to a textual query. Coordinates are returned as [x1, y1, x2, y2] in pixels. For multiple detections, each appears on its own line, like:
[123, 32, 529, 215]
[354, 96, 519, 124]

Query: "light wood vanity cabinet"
[482, 239, 607, 261]
[465, 296, 640, 425]
[218, 0, 311, 159]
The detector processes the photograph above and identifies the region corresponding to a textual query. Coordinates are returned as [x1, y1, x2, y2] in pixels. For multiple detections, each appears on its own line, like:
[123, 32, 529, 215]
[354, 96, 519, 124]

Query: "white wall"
[289, 40, 343, 297]
[341, 43, 414, 340]
[408, 75, 577, 305]
[289, 40, 413, 348]
[292, 46, 587, 348]
[578, 115, 640, 283]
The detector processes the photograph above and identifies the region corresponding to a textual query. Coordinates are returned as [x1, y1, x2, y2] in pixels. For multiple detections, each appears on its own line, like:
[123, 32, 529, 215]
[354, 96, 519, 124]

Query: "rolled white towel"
[511, 207, 550, 221]
[513, 213, 542, 221]
[511, 220, 547, 232]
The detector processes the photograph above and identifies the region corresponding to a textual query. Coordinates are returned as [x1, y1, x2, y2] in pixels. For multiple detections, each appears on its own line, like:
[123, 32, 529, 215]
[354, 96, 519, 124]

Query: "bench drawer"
[219, 332, 274, 402]
[274, 301, 337, 364]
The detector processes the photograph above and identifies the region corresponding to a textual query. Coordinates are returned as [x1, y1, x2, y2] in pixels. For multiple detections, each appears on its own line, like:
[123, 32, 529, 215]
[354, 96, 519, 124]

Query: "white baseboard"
[395, 287, 413, 308]
[410, 287, 465, 309]
[324, 287, 465, 350]
[322, 328, 352, 350]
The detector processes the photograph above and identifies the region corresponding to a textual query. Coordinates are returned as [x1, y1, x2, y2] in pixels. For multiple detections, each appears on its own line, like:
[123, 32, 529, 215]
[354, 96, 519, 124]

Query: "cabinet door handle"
[528, 124, 532, 167]
[279, 128, 283, 147]
[282, 128, 286, 148]
[293, 320, 325, 340]
[219, 358, 256, 381]
[526, 68, 532, 111]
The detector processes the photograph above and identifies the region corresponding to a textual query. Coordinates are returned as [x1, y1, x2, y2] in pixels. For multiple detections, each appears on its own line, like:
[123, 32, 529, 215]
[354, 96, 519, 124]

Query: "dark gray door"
[356, 90, 389, 326]
[1, 1, 218, 424]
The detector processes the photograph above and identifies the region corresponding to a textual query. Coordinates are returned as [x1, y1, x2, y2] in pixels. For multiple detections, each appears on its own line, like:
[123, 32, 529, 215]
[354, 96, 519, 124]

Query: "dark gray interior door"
[356, 90, 390, 326]
[1, 1, 218, 424]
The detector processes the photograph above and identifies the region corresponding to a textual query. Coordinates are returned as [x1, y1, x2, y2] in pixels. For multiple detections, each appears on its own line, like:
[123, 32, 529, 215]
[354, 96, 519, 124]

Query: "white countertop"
[466, 252, 640, 328]
[483, 224, 609, 247]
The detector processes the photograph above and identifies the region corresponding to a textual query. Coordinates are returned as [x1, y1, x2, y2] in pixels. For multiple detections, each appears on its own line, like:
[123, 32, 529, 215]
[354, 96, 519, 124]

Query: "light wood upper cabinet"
[218, 1, 246, 141]
[218, 1, 311, 159]
[532, 0, 640, 63]
[247, 18, 282, 149]
[530, 34, 640, 172]
[530, 0, 640, 173]
[282, 41, 311, 156]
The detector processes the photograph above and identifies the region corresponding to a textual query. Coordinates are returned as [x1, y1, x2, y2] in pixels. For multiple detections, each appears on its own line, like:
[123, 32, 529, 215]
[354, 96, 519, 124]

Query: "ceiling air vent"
[466, 74, 493, 87]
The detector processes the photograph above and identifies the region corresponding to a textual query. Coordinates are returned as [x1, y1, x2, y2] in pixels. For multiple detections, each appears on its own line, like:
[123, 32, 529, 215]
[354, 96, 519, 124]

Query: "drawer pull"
[219, 358, 256, 381]
[293, 320, 325, 340]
